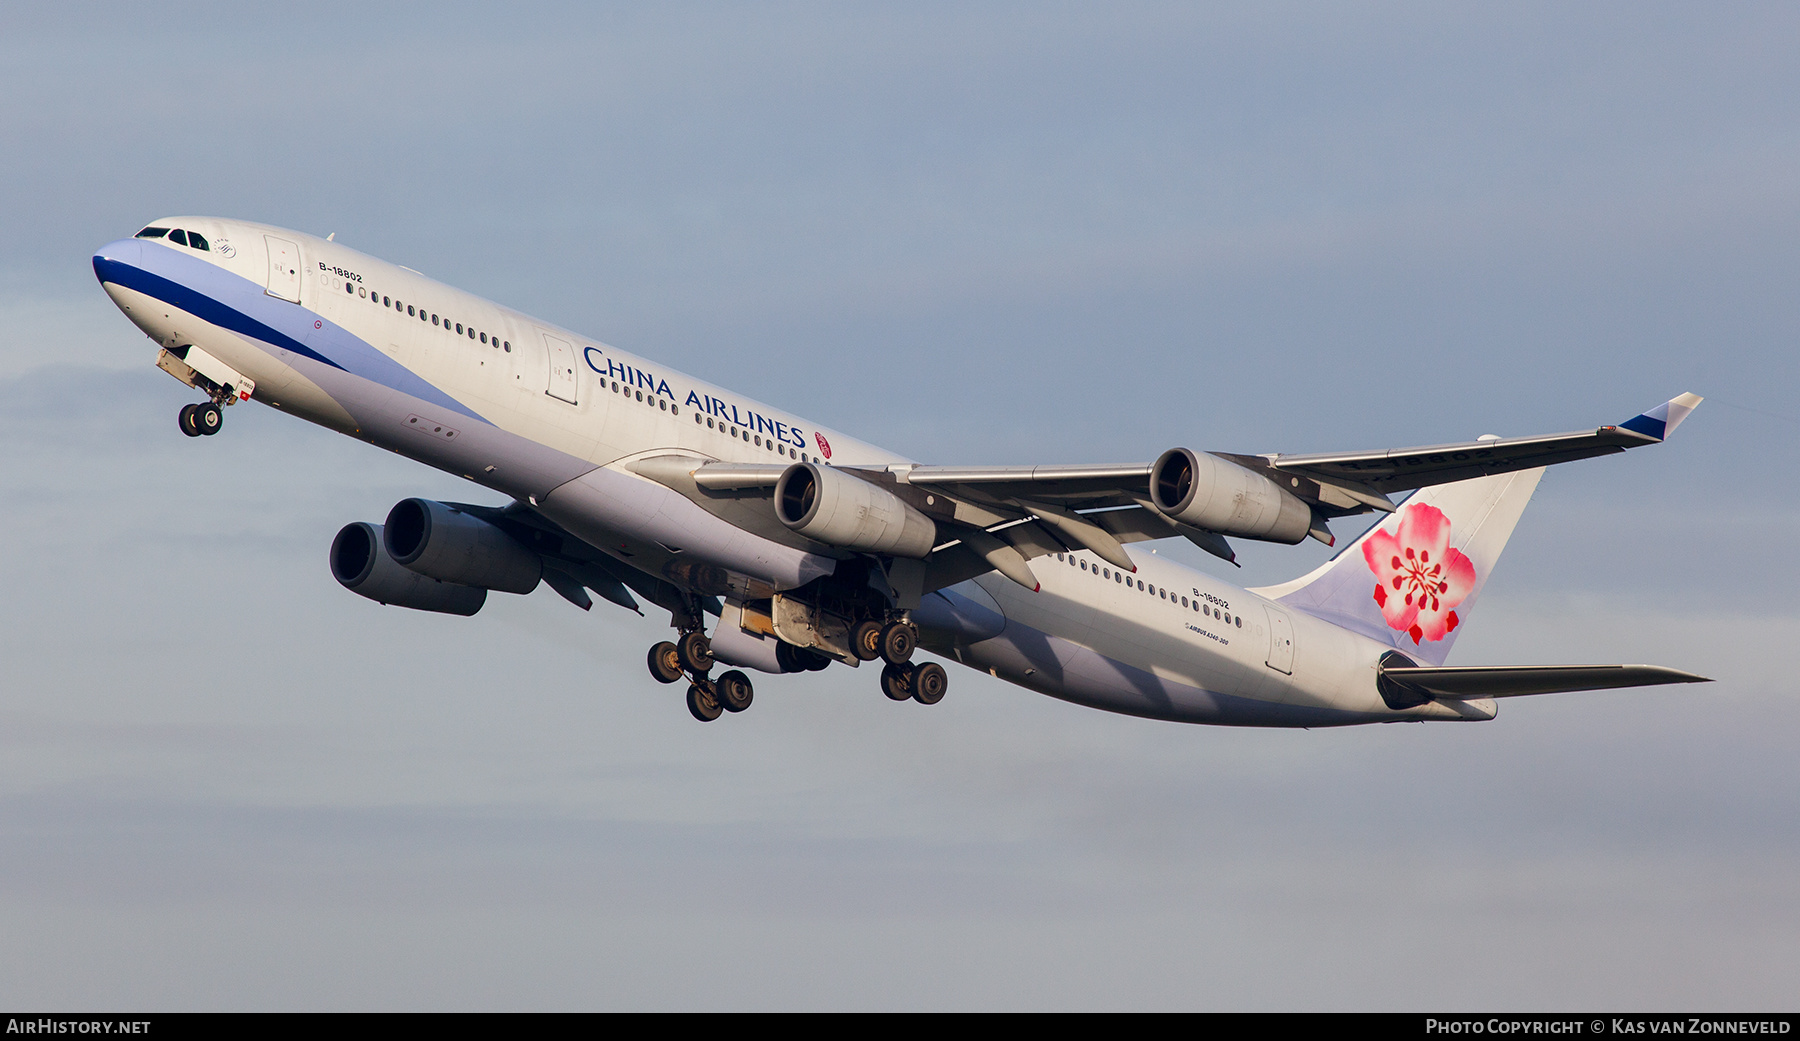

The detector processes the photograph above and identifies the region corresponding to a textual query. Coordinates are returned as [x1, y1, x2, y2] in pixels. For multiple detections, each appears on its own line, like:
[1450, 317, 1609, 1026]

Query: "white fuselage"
[96, 217, 1482, 727]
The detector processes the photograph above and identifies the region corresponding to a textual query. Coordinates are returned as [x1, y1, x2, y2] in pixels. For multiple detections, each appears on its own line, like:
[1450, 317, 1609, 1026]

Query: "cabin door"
[543, 333, 579, 404]
[1263, 604, 1295, 675]
[264, 235, 302, 303]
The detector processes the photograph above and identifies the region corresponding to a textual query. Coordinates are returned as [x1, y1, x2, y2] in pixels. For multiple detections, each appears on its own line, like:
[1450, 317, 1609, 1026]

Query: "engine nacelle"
[330, 522, 487, 616]
[773, 463, 938, 559]
[1149, 448, 1312, 544]
[382, 498, 543, 594]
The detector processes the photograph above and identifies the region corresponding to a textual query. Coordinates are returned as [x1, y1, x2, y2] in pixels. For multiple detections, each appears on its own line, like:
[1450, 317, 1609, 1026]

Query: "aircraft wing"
[664, 392, 1700, 593]
[1256, 391, 1704, 495]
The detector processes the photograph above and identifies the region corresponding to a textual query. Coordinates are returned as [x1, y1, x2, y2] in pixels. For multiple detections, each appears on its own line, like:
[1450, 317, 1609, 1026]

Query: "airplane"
[92, 217, 1709, 726]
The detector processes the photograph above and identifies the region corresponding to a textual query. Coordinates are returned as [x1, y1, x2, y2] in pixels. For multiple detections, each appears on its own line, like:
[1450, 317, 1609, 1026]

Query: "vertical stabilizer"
[1248, 468, 1543, 665]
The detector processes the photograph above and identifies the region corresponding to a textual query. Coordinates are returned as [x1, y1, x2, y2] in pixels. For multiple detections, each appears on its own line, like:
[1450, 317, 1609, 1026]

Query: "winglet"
[1618, 392, 1703, 442]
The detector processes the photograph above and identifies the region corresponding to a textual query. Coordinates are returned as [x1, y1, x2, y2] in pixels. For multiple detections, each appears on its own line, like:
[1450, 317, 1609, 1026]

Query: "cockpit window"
[135, 227, 170, 239]
[168, 229, 189, 246]
[186, 231, 209, 251]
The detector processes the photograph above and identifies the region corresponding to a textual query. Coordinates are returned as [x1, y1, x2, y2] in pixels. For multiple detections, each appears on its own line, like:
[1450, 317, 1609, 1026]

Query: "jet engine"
[330, 521, 487, 616]
[1149, 448, 1312, 544]
[773, 463, 938, 559]
[382, 498, 543, 594]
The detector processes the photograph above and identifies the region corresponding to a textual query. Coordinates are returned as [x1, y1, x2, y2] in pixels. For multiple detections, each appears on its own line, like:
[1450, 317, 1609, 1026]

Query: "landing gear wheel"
[911, 662, 948, 705]
[178, 404, 202, 437]
[878, 621, 917, 666]
[777, 641, 833, 673]
[687, 681, 723, 722]
[194, 402, 222, 435]
[676, 631, 713, 673]
[716, 670, 754, 713]
[880, 663, 914, 701]
[648, 641, 684, 684]
[850, 621, 883, 662]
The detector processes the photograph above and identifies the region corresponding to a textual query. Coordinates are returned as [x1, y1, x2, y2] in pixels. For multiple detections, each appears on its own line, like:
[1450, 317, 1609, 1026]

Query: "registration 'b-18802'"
[93, 218, 1708, 725]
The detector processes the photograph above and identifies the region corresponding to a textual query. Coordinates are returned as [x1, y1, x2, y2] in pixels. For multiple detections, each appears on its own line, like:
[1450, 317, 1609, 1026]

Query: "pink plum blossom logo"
[1361, 503, 1476, 645]
[814, 432, 832, 460]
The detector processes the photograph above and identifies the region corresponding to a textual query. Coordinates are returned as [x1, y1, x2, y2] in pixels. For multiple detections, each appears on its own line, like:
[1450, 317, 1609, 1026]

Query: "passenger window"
[135, 227, 169, 239]
[455, 323, 462, 334]
[346, 282, 355, 294]
[186, 232, 209, 251]
[407, 305, 415, 316]
[432, 315, 439, 326]
[384, 296, 391, 306]
[503, 341, 510, 352]
[480, 332, 487, 344]
[169, 229, 188, 246]
[359, 287, 367, 298]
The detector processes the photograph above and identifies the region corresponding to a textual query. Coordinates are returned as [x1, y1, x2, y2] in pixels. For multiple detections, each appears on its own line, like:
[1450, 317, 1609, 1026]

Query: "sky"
[1, 1, 1797, 1010]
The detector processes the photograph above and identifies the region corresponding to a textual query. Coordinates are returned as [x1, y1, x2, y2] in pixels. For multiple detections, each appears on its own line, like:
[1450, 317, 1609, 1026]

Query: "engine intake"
[773, 463, 937, 559]
[330, 522, 487, 616]
[1149, 448, 1312, 544]
[383, 498, 543, 594]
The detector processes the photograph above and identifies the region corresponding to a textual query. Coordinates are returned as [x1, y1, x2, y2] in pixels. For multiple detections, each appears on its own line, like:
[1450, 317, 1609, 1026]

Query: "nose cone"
[92, 236, 148, 290]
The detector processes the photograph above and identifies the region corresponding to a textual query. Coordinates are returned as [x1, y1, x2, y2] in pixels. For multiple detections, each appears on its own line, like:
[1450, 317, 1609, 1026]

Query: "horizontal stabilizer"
[1379, 661, 1710, 701]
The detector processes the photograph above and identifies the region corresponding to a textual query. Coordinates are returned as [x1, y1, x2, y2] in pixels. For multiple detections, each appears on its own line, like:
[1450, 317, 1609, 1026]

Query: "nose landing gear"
[157, 345, 253, 440]
[177, 401, 223, 437]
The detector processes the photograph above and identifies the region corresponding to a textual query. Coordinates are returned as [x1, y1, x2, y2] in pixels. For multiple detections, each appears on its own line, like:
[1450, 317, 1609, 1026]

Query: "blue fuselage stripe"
[93, 256, 345, 372]
[93, 246, 487, 423]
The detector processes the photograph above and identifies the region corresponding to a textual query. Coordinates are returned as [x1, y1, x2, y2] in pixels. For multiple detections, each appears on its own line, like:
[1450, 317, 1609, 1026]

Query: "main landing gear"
[649, 616, 945, 721]
[648, 629, 756, 723]
[879, 660, 948, 705]
[177, 401, 223, 437]
[857, 619, 946, 706]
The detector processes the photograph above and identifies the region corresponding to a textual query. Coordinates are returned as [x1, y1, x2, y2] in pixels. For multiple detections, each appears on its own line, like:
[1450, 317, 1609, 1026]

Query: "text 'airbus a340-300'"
[93, 218, 1709, 724]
